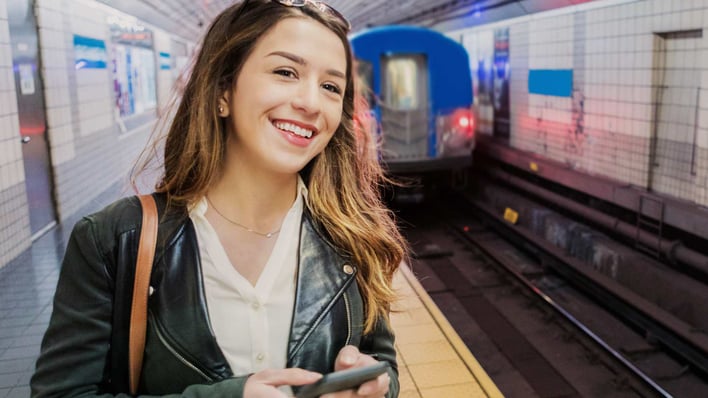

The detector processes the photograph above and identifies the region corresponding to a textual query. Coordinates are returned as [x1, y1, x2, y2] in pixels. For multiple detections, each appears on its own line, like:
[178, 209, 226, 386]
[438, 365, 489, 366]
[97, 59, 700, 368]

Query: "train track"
[395, 189, 708, 397]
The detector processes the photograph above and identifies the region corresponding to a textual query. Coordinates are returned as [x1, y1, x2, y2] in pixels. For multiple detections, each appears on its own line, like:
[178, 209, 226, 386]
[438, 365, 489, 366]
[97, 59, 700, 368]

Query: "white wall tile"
[449, 0, 708, 201]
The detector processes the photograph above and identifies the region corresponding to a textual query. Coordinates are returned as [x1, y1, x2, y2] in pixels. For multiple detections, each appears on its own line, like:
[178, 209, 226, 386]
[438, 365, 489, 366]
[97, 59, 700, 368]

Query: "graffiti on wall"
[564, 89, 586, 167]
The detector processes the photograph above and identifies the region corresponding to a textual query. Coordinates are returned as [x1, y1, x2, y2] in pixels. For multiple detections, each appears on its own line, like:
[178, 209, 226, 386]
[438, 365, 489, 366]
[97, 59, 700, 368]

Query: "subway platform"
[0, 185, 502, 397]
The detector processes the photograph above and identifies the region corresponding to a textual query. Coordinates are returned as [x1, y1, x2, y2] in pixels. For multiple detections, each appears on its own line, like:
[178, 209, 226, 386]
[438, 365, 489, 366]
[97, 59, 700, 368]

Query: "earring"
[218, 105, 224, 113]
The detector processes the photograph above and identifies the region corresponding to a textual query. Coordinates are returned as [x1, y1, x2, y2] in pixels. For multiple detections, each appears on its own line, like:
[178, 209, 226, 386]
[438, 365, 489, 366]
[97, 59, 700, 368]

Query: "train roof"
[350, 25, 472, 111]
[350, 25, 467, 60]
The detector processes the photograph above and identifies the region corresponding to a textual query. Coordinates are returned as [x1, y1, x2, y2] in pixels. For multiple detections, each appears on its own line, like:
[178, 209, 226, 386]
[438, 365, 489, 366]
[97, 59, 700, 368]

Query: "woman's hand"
[321, 345, 390, 398]
[244, 368, 322, 398]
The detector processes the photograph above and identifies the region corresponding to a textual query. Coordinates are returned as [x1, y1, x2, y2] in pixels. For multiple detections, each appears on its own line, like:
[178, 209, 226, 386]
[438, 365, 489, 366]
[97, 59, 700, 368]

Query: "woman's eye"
[275, 69, 296, 78]
[323, 83, 342, 95]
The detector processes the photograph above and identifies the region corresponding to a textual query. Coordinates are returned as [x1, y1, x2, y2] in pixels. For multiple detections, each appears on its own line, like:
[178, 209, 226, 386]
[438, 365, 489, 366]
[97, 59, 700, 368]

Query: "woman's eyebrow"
[267, 51, 345, 79]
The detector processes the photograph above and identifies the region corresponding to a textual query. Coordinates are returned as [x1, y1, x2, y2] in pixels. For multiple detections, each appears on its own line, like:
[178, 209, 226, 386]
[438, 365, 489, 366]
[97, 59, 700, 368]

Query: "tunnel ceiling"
[96, 0, 597, 42]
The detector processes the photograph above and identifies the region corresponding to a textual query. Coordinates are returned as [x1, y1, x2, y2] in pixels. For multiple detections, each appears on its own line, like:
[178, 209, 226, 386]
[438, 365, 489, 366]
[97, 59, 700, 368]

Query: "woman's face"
[221, 16, 347, 175]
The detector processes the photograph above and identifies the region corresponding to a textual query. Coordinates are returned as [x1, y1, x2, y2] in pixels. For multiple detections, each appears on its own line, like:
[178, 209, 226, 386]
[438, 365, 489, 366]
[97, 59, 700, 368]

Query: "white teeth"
[274, 121, 313, 138]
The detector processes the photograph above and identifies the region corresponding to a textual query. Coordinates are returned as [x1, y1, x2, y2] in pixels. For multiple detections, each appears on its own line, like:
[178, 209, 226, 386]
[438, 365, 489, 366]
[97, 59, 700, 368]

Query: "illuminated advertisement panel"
[109, 21, 156, 117]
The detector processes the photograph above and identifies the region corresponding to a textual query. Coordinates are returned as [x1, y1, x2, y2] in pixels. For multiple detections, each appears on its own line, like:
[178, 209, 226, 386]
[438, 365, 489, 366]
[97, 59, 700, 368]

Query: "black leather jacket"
[31, 194, 398, 397]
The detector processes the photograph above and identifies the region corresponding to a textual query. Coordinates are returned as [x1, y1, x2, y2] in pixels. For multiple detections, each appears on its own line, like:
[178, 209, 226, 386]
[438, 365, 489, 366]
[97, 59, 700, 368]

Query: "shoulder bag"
[129, 194, 158, 395]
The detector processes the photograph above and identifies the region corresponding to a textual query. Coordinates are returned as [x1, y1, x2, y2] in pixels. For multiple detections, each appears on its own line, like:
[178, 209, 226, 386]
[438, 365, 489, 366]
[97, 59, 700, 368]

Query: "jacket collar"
[153, 194, 187, 252]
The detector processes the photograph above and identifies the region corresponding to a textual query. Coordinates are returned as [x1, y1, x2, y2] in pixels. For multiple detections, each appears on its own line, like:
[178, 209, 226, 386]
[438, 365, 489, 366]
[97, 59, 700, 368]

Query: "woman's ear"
[218, 91, 230, 117]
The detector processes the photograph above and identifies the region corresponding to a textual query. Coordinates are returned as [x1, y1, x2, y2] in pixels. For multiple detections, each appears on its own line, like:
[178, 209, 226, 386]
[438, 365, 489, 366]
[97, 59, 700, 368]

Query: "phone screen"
[295, 362, 390, 398]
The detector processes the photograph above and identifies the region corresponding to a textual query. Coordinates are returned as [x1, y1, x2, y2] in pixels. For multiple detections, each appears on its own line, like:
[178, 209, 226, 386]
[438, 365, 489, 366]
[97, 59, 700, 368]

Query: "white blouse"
[189, 179, 307, 376]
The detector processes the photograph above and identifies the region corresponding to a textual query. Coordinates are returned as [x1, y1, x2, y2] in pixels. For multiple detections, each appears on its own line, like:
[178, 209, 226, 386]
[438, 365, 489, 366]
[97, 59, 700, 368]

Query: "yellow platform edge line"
[399, 263, 505, 398]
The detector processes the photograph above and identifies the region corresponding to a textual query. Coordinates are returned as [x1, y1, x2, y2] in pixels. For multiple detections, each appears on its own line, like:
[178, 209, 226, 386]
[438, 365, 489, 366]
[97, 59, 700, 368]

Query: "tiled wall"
[0, 0, 189, 270]
[40, 0, 150, 220]
[0, 1, 32, 267]
[449, 0, 708, 207]
[155, 30, 173, 113]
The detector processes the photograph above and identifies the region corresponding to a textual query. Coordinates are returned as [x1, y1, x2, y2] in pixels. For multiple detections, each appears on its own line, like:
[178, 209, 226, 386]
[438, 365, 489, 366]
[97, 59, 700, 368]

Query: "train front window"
[383, 57, 421, 111]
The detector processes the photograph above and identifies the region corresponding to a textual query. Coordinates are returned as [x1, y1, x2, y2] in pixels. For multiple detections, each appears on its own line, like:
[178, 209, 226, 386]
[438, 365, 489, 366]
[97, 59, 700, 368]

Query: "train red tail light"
[453, 109, 475, 138]
[436, 108, 476, 157]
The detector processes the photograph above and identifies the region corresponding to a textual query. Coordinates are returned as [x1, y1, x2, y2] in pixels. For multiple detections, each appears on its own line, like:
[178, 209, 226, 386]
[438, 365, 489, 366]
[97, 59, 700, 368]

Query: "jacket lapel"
[149, 194, 232, 380]
[287, 215, 356, 361]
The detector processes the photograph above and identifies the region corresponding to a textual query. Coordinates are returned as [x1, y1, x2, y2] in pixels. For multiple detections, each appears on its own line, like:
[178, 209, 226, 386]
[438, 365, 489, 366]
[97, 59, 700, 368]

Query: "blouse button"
[343, 264, 354, 275]
[256, 353, 265, 361]
[251, 302, 260, 310]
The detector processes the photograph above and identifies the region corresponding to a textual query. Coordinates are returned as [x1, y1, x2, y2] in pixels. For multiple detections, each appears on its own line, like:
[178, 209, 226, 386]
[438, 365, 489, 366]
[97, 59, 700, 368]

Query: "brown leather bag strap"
[129, 194, 158, 395]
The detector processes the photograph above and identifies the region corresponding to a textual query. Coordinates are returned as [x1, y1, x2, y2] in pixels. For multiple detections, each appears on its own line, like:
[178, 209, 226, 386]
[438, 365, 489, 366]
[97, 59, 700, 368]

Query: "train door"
[380, 55, 429, 162]
[8, 0, 57, 237]
[649, 30, 702, 200]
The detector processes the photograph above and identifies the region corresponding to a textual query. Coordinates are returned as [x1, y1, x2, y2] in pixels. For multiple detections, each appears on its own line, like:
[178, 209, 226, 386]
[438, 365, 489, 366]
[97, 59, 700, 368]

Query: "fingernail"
[342, 354, 356, 365]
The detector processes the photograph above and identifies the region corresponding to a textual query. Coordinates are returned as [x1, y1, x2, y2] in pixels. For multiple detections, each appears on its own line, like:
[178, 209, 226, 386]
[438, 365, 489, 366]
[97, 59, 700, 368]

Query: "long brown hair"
[133, 0, 407, 333]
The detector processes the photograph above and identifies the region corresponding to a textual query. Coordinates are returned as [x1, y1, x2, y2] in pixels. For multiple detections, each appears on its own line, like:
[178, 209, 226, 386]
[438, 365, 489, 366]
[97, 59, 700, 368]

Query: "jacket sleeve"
[359, 314, 399, 398]
[30, 217, 248, 398]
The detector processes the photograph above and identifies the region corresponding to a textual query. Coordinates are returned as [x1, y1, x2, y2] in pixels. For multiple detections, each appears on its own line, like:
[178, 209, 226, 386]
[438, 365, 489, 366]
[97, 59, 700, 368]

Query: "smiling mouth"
[273, 121, 315, 139]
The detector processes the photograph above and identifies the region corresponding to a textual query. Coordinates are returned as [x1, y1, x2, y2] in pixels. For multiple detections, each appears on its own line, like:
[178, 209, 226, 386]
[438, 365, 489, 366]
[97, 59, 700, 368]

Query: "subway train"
[350, 25, 475, 180]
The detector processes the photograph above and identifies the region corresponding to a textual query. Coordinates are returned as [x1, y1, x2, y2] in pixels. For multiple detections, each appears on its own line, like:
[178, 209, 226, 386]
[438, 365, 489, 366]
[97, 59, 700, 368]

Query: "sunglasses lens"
[278, 0, 306, 6]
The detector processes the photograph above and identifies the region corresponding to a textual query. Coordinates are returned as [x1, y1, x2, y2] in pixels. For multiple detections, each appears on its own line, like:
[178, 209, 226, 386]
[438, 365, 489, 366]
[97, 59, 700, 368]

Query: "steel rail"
[455, 195, 681, 397]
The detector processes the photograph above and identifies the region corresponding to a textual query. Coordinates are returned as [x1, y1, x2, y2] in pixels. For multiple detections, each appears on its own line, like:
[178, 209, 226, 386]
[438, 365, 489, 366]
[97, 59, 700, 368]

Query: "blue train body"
[351, 25, 474, 175]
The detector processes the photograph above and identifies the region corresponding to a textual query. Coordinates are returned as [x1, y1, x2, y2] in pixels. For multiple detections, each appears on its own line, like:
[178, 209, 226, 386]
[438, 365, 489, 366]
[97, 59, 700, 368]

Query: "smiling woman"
[30, 1, 407, 397]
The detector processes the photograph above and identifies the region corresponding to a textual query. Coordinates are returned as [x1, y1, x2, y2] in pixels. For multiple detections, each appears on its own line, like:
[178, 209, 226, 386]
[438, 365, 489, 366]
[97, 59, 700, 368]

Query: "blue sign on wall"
[528, 69, 573, 97]
[73, 35, 107, 69]
[159, 52, 171, 70]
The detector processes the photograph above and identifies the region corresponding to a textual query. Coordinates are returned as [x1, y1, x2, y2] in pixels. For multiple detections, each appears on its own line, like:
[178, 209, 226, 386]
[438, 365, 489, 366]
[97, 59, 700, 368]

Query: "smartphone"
[295, 362, 390, 398]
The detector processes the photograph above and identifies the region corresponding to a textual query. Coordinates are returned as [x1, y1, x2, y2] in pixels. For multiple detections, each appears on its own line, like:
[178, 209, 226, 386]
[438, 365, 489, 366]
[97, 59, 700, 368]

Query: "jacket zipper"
[343, 292, 352, 346]
[151, 313, 214, 382]
[290, 272, 356, 358]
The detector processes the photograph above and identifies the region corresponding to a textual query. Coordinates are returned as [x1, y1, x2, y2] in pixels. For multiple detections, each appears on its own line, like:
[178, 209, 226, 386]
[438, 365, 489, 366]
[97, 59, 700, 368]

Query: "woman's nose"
[292, 82, 321, 115]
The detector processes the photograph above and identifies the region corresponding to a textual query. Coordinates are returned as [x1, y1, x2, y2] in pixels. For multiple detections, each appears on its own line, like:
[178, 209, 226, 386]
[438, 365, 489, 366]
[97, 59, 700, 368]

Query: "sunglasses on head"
[273, 0, 351, 31]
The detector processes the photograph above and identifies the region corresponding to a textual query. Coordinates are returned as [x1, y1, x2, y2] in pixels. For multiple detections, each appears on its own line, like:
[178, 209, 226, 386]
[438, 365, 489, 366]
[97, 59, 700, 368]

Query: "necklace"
[206, 197, 281, 238]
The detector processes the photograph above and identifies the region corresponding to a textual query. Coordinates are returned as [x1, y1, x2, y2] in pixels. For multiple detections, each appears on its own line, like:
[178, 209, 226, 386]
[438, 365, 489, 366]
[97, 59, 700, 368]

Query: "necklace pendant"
[266, 232, 273, 238]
